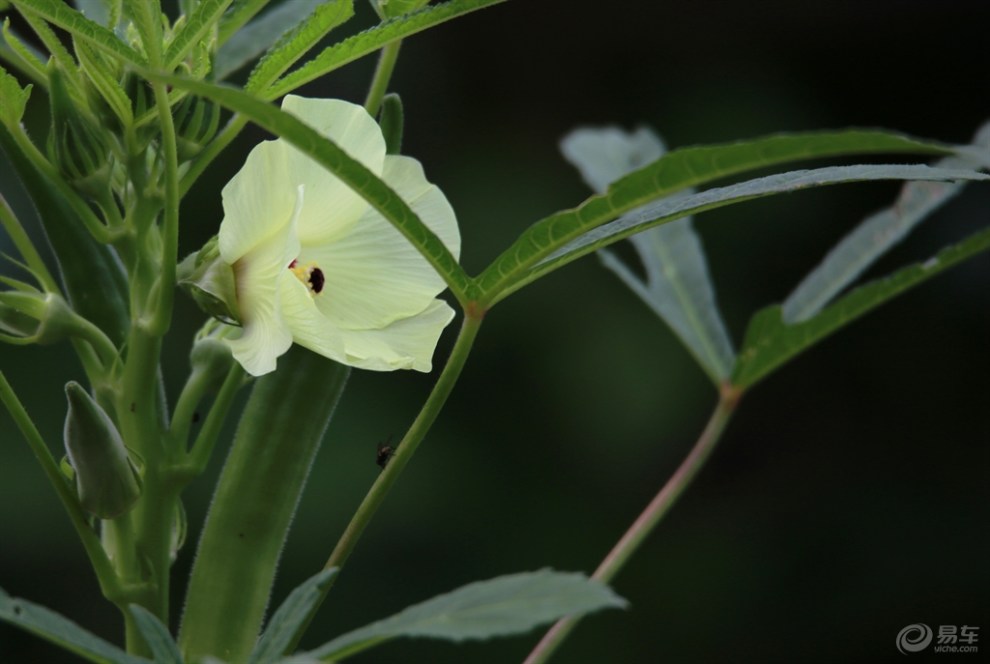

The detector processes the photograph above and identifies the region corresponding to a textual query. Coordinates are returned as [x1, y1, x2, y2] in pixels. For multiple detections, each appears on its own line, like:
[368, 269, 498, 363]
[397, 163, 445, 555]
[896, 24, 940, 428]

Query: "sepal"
[178, 236, 241, 324]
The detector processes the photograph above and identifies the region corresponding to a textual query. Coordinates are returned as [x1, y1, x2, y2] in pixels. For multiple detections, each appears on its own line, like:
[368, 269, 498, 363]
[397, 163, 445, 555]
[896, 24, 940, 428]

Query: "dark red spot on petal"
[309, 268, 325, 294]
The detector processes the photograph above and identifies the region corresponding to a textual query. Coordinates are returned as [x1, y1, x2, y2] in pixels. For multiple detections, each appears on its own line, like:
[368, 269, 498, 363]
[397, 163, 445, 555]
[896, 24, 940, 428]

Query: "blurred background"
[1, 1, 988, 662]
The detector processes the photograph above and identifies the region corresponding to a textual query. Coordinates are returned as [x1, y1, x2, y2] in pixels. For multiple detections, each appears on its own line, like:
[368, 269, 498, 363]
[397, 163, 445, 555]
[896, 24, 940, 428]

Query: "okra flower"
[218, 96, 460, 376]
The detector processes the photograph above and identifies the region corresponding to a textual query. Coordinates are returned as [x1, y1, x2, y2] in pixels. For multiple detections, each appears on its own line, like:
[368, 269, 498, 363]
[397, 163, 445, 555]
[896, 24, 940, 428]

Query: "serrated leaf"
[732, 224, 990, 388]
[487, 163, 990, 305]
[306, 570, 627, 661]
[128, 605, 182, 664]
[75, 40, 133, 126]
[477, 130, 958, 303]
[244, 0, 353, 92]
[164, 0, 232, 70]
[782, 121, 990, 322]
[150, 73, 470, 304]
[11, 0, 145, 65]
[216, 0, 341, 81]
[1, 18, 48, 86]
[0, 62, 32, 127]
[263, 0, 507, 100]
[563, 126, 736, 383]
[247, 568, 339, 664]
[0, 587, 144, 664]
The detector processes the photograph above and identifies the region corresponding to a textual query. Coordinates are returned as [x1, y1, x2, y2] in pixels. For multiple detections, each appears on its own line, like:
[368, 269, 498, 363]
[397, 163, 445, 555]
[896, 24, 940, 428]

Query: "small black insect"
[376, 436, 396, 469]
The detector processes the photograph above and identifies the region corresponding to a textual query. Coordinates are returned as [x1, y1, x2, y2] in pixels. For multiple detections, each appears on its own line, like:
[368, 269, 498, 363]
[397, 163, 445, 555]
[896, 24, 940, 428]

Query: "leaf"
[476, 129, 959, 303]
[247, 568, 339, 664]
[0, 587, 144, 664]
[0, 62, 32, 128]
[74, 40, 134, 127]
[11, 0, 145, 66]
[731, 224, 990, 389]
[164, 0, 233, 71]
[305, 570, 627, 661]
[128, 605, 183, 664]
[150, 73, 470, 305]
[487, 163, 990, 305]
[263, 0, 508, 100]
[562, 126, 736, 383]
[244, 0, 354, 93]
[215, 0, 347, 81]
[782, 121, 990, 322]
[2, 18, 49, 86]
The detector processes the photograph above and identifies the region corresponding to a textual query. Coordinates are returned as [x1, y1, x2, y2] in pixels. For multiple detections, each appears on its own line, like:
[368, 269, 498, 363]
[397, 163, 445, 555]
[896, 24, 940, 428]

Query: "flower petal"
[302, 155, 460, 331]
[218, 140, 294, 264]
[280, 96, 387, 246]
[281, 276, 455, 372]
[224, 187, 304, 376]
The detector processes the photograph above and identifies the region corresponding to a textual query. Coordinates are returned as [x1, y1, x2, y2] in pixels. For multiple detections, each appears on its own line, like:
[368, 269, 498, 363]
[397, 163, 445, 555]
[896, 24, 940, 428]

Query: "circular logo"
[896, 623, 933, 655]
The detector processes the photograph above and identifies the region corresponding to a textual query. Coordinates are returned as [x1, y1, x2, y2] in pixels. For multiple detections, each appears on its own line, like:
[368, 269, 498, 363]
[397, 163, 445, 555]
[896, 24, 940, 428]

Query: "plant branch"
[523, 383, 743, 664]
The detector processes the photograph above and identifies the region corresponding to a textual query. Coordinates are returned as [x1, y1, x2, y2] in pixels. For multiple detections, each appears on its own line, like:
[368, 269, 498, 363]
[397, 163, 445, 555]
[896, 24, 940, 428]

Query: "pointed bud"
[63, 382, 141, 519]
[178, 236, 241, 325]
[190, 319, 237, 391]
[46, 62, 113, 198]
[174, 92, 220, 162]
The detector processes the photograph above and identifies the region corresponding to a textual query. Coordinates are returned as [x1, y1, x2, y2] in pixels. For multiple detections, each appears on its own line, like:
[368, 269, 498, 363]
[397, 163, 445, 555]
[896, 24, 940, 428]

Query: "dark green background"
[2, 1, 988, 662]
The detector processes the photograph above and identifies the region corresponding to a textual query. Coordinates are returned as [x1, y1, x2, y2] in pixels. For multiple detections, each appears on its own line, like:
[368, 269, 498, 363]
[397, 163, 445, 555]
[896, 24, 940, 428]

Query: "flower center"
[288, 259, 325, 295]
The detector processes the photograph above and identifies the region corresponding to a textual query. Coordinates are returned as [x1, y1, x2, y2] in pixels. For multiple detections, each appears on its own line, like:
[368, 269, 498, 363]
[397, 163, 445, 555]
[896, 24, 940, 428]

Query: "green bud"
[373, 0, 432, 18]
[63, 381, 141, 519]
[379, 93, 404, 155]
[46, 62, 113, 198]
[190, 319, 237, 391]
[178, 236, 241, 325]
[0, 287, 81, 345]
[174, 93, 220, 162]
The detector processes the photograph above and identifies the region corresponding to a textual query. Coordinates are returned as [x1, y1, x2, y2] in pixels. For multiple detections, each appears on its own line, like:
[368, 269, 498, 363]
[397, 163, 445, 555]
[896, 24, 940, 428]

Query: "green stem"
[176, 363, 245, 480]
[0, 372, 121, 600]
[364, 41, 402, 117]
[149, 81, 180, 336]
[0, 193, 59, 293]
[522, 384, 743, 664]
[284, 310, 485, 654]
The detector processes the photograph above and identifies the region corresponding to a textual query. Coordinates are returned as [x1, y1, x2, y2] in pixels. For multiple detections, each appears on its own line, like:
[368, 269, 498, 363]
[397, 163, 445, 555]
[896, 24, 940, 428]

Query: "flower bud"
[190, 319, 237, 390]
[63, 381, 141, 519]
[46, 62, 113, 198]
[178, 235, 241, 325]
[174, 93, 220, 162]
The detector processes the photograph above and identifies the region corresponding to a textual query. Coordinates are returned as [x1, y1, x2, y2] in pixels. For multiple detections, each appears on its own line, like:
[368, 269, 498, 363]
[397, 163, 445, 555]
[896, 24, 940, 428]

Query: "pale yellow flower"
[218, 96, 460, 376]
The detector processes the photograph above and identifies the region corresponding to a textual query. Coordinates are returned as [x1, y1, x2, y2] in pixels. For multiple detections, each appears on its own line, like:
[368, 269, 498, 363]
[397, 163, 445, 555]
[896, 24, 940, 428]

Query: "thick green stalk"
[179, 347, 349, 663]
[523, 385, 742, 664]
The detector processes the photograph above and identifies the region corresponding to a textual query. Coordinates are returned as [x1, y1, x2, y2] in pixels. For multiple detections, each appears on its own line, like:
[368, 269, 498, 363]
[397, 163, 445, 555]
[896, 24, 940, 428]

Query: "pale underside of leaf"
[782, 121, 990, 322]
[0, 587, 143, 664]
[561, 125, 737, 383]
[305, 570, 627, 661]
[732, 224, 990, 388]
[512, 164, 990, 304]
